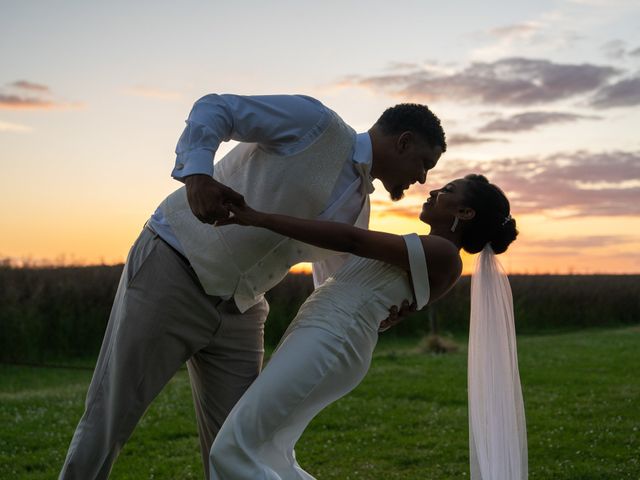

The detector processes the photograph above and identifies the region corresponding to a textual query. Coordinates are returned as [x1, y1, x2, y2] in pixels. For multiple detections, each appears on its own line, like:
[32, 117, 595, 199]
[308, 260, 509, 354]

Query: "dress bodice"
[288, 234, 430, 336]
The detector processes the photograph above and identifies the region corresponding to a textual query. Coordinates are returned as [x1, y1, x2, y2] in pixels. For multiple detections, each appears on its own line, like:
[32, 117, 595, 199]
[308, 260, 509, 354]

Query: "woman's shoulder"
[418, 235, 460, 262]
[418, 235, 463, 295]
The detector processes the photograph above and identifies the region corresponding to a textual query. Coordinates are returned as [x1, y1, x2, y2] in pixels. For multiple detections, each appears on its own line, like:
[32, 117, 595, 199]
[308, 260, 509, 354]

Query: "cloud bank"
[591, 76, 640, 108]
[338, 57, 622, 106]
[10, 80, 50, 92]
[0, 80, 81, 110]
[479, 111, 600, 133]
[0, 94, 57, 110]
[448, 134, 505, 146]
[377, 150, 640, 218]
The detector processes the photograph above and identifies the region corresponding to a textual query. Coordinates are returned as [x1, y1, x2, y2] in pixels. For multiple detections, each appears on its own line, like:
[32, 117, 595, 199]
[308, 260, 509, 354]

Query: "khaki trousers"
[59, 227, 268, 479]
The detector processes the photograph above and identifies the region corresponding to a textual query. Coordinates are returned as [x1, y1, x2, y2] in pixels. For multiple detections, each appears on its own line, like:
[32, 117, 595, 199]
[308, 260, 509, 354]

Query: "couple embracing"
[60, 94, 526, 479]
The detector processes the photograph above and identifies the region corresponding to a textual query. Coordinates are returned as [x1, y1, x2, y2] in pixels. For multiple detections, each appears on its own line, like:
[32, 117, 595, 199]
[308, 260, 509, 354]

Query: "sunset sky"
[2, 0, 639, 273]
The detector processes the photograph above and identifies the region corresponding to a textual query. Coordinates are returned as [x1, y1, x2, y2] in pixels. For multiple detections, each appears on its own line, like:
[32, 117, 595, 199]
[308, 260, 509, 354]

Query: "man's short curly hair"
[374, 103, 447, 152]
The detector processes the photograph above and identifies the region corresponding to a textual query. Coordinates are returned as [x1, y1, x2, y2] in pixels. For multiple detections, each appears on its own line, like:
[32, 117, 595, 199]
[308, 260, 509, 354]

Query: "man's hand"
[184, 174, 245, 224]
[378, 299, 417, 332]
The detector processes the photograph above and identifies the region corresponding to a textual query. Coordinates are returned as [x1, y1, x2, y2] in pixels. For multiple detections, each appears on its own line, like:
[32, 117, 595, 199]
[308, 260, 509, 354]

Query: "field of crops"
[0, 264, 638, 362]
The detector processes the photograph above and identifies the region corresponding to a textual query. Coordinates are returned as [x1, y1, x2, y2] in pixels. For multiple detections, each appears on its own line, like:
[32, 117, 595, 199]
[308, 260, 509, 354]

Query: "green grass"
[1, 327, 639, 479]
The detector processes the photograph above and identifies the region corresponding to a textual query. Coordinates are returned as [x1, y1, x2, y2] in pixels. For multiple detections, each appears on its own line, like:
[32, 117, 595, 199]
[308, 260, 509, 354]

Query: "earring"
[450, 216, 459, 233]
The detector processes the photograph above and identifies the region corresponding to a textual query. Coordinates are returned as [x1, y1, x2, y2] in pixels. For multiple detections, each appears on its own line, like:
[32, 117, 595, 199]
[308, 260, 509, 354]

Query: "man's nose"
[417, 170, 427, 184]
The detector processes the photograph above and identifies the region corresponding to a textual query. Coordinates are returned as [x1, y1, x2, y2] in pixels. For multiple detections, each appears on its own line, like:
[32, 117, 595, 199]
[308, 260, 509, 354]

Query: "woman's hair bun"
[460, 174, 518, 255]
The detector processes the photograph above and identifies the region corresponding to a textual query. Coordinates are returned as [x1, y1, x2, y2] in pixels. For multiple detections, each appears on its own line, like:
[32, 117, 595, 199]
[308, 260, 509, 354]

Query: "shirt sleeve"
[172, 94, 329, 180]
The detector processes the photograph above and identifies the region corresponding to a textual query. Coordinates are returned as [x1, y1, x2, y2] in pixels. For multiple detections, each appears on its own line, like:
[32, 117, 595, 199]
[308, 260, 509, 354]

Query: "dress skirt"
[209, 284, 380, 480]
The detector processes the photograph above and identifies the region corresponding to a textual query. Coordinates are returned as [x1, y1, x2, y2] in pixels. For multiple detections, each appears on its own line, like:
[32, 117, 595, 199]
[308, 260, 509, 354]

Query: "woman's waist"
[319, 278, 411, 309]
[293, 280, 394, 331]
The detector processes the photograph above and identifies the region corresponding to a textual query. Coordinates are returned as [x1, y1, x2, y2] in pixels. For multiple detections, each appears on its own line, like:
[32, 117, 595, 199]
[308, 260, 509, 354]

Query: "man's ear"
[458, 207, 475, 221]
[396, 131, 413, 153]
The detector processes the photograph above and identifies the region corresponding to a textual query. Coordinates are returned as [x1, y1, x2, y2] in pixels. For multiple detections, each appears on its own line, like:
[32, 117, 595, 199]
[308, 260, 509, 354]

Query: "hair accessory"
[502, 214, 513, 226]
[451, 216, 459, 233]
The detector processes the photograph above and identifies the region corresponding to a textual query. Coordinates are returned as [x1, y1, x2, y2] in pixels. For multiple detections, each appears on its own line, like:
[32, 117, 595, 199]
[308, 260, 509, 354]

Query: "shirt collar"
[353, 132, 373, 166]
[353, 132, 375, 194]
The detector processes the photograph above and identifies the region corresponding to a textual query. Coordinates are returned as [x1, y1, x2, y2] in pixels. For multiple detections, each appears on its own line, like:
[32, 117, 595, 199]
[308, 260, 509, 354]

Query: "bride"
[210, 174, 527, 480]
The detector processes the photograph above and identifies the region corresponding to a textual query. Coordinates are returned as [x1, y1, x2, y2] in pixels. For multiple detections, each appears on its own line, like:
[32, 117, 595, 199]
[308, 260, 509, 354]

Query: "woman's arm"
[219, 203, 411, 270]
[219, 203, 463, 302]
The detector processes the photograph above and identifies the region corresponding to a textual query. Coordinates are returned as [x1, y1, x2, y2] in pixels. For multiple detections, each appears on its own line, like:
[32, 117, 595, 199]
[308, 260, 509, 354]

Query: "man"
[59, 94, 446, 479]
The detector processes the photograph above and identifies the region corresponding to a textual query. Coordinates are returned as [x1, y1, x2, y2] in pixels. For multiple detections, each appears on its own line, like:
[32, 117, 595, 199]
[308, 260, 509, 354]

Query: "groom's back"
[159, 110, 356, 312]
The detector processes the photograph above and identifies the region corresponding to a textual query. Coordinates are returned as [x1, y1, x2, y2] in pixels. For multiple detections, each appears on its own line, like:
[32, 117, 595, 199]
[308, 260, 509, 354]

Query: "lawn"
[1, 326, 638, 479]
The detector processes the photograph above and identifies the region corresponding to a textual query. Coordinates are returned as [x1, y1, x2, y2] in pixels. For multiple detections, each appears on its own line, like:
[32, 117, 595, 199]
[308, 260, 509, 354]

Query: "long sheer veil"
[468, 245, 528, 479]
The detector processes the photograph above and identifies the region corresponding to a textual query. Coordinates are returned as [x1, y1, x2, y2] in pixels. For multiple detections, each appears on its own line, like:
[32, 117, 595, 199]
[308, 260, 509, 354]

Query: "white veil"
[468, 245, 528, 480]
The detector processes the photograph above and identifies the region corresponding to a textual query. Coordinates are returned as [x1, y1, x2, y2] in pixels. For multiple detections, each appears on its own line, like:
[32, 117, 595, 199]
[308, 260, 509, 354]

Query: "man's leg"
[187, 297, 268, 479]
[59, 228, 222, 480]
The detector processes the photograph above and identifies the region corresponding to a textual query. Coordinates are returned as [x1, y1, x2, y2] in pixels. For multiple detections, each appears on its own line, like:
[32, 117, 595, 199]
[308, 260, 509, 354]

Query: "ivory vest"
[160, 110, 367, 312]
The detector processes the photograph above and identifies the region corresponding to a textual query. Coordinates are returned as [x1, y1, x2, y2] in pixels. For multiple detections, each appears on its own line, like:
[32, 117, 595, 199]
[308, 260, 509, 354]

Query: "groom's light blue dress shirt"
[148, 94, 373, 286]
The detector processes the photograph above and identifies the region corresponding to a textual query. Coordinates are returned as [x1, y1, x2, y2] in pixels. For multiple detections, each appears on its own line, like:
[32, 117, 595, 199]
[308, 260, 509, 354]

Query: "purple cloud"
[448, 134, 506, 146]
[591, 75, 640, 108]
[10, 80, 50, 92]
[340, 57, 621, 106]
[0, 80, 81, 110]
[479, 111, 601, 133]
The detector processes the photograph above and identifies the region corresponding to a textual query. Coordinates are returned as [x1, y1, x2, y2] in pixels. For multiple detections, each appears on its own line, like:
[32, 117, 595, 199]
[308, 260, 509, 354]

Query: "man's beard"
[390, 186, 405, 201]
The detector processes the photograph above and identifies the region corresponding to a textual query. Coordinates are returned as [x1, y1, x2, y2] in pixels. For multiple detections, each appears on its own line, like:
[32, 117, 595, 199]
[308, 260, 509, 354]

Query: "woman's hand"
[215, 202, 266, 227]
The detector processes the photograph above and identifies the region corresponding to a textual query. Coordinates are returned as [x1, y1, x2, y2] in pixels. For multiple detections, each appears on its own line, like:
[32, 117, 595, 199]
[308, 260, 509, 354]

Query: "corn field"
[1, 265, 638, 363]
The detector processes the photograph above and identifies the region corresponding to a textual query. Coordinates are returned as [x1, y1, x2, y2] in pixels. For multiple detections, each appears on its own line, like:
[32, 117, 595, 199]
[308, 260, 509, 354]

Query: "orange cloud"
[0, 94, 58, 110]
[0, 80, 83, 110]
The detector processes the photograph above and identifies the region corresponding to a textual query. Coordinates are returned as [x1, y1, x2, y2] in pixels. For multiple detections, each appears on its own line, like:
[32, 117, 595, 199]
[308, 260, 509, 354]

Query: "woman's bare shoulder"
[419, 235, 463, 299]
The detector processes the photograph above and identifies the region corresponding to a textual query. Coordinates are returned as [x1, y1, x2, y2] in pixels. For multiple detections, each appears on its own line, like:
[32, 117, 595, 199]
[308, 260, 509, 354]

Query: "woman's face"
[419, 178, 470, 225]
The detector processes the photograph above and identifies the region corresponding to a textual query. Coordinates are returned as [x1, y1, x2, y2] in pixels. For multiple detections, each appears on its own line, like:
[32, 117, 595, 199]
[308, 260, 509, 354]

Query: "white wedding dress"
[210, 234, 430, 480]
